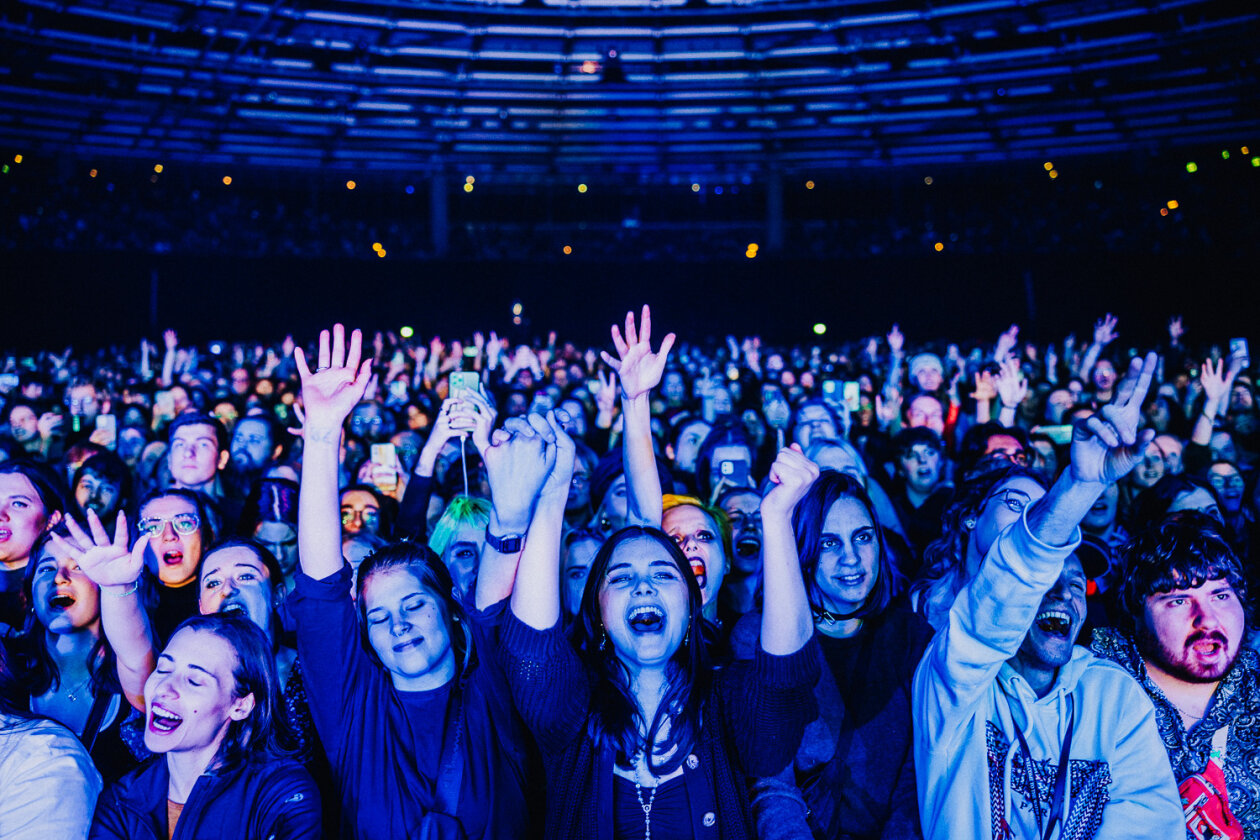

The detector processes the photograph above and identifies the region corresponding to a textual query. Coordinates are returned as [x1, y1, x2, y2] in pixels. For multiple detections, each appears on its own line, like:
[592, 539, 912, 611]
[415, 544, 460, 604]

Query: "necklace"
[632, 751, 658, 840]
[64, 675, 92, 703]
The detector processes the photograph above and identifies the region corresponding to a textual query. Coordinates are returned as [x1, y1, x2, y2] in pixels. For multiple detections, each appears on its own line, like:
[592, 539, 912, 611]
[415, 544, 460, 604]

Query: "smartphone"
[370, 443, 398, 492]
[1032, 424, 1074, 446]
[1230, 338, 1250, 367]
[843, 381, 861, 413]
[95, 414, 117, 449]
[821, 380, 840, 405]
[449, 371, 478, 398]
[388, 379, 408, 398]
[154, 391, 175, 415]
[719, 459, 751, 488]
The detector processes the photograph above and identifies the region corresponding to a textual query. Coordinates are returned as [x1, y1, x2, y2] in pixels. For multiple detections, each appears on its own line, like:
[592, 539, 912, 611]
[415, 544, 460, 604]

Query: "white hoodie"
[913, 509, 1183, 840]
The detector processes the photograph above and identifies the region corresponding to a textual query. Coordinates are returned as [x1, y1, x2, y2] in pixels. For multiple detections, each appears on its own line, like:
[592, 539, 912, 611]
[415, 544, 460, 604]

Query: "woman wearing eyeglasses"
[133, 490, 215, 646]
[908, 466, 1050, 631]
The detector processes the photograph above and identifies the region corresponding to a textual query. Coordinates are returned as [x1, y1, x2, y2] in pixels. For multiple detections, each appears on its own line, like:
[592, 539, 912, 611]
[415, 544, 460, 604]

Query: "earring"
[599, 632, 608, 652]
[964, 518, 976, 530]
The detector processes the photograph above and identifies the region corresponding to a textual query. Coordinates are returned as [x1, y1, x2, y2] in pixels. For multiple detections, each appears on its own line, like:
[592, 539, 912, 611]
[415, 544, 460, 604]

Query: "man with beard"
[914, 352, 1182, 840]
[228, 413, 284, 489]
[1091, 510, 1259, 836]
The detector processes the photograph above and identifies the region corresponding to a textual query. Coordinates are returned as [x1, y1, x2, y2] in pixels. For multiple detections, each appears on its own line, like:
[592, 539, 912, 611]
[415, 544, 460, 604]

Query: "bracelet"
[106, 581, 140, 599]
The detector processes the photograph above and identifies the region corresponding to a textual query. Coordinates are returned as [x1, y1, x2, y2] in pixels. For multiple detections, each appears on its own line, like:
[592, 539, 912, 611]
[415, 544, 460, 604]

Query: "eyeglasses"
[138, 513, 201, 537]
[983, 448, 1030, 467]
[1209, 475, 1245, 490]
[984, 488, 1033, 515]
[341, 507, 381, 526]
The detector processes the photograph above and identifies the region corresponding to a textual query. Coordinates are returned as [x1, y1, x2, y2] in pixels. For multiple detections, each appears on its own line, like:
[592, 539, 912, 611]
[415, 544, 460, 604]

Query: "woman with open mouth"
[499, 307, 819, 840]
[89, 613, 320, 839]
[7, 526, 140, 783]
[133, 489, 215, 645]
[738, 470, 935, 840]
[288, 324, 536, 840]
[0, 459, 67, 632]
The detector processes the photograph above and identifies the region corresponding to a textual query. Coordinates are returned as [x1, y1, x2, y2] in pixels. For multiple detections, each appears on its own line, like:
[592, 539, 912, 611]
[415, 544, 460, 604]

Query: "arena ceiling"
[1, 0, 1258, 181]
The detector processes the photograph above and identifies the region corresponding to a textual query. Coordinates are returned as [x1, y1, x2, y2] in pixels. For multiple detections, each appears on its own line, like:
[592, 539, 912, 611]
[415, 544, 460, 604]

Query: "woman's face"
[361, 567, 455, 691]
[1169, 487, 1223, 523]
[1208, 464, 1245, 513]
[441, 524, 484, 601]
[972, 476, 1047, 560]
[1128, 441, 1166, 489]
[139, 496, 204, 587]
[813, 497, 880, 615]
[74, 469, 122, 520]
[562, 537, 600, 619]
[0, 472, 53, 569]
[663, 505, 727, 607]
[8, 407, 38, 443]
[253, 521, 299, 582]
[898, 444, 942, 495]
[812, 445, 865, 485]
[597, 476, 629, 533]
[199, 546, 276, 631]
[31, 539, 101, 635]
[144, 628, 253, 757]
[598, 537, 691, 671]
[340, 489, 382, 537]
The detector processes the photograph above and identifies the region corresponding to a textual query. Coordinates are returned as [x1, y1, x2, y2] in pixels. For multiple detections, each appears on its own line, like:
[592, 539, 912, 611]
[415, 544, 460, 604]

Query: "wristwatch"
[484, 529, 525, 553]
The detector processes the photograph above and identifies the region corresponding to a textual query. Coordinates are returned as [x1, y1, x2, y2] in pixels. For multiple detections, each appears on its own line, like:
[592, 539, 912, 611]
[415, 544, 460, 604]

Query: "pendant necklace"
[632, 750, 658, 840]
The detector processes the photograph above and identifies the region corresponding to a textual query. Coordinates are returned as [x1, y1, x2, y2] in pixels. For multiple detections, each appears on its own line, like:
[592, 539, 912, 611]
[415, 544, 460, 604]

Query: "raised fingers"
[317, 329, 331, 370]
[331, 323, 346, 369]
[346, 327, 363, 372]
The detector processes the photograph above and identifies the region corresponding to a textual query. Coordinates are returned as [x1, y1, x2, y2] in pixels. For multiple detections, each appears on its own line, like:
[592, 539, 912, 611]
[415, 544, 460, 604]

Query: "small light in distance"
[577, 183, 587, 194]
[1, 165, 7, 175]
[466, 175, 475, 184]
[1048, 169, 1058, 179]
[464, 183, 474, 193]
[89, 169, 98, 178]
[691, 183, 700, 193]
[924, 176, 934, 185]
[222, 175, 232, 186]
[934, 242, 944, 252]
[1252, 157, 1260, 168]
[745, 249, 757, 259]
[581, 60, 599, 74]
[1242, 146, 1250, 155]
[405, 185, 415, 195]
[154, 164, 163, 173]
[346, 180, 356, 190]
[1160, 208, 1169, 217]
[400, 326, 414, 339]
[1167, 200, 1179, 210]
[372, 242, 383, 252]
[1094, 180, 1102, 189]
[1186, 162, 1198, 173]
[805, 180, 815, 190]
[14, 155, 22, 164]
[1043, 161, 1053, 171]
[813, 323, 827, 336]
[1221, 150, 1230, 160]
[149, 174, 158, 183]
[377, 250, 387, 258]
[513, 316, 522, 325]
[563, 245, 572, 255]
[512, 303, 523, 316]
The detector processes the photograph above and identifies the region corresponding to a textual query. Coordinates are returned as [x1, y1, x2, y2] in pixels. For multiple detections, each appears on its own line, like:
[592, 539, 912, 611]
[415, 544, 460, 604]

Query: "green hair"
[429, 495, 492, 557]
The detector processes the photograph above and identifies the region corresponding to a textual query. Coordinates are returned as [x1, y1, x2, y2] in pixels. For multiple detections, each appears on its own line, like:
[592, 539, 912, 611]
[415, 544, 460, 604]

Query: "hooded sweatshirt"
[912, 508, 1183, 840]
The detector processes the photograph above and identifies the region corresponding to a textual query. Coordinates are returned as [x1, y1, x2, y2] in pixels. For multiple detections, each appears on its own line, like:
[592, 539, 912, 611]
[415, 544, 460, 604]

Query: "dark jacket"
[88, 754, 320, 839]
[499, 610, 820, 840]
[288, 565, 536, 840]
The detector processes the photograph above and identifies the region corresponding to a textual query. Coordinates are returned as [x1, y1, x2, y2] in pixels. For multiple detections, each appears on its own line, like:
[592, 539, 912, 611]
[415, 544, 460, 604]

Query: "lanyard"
[1013, 694, 1075, 840]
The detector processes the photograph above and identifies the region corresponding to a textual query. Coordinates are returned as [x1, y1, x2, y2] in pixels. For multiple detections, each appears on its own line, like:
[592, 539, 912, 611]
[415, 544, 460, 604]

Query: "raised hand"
[37, 412, 63, 440]
[163, 329, 178, 351]
[1200, 358, 1230, 405]
[538, 411, 576, 505]
[995, 358, 1028, 409]
[600, 305, 676, 401]
[456, 387, 498, 452]
[762, 444, 821, 519]
[1168, 316, 1185, 343]
[875, 387, 902, 428]
[293, 324, 372, 438]
[972, 371, 997, 402]
[1093, 314, 1119, 346]
[887, 324, 905, 355]
[53, 510, 148, 590]
[994, 324, 1019, 362]
[1070, 352, 1158, 485]
[482, 415, 555, 529]
[594, 369, 617, 417]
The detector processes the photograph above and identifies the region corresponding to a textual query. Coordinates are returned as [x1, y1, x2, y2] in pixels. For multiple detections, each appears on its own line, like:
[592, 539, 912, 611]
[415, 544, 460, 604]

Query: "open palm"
[1070, 352, 1157, 484]
[600, 305, 676, 401]
[294, 323, 372, 430]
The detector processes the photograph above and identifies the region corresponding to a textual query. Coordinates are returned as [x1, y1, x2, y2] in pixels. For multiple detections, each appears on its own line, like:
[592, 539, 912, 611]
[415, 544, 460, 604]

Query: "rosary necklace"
[632, 750, 658, 840]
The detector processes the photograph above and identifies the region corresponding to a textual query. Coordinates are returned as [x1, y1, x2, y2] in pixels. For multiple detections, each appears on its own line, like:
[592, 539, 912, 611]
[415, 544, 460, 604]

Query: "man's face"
[169, 423, 226, 488]
[793, 405, 837, 450]
[719, 490, 762, 575]
[229, 368, 251, 396]
[898, 444, 942, 495]
[349, 402, 388, 442]
[1092, 360, 1117, 391]
[230, 418, 274, 474]
[1139, 578, 1246, 683]
[914, 365, 943, 393]
[1018, 554, 1088, 669]
[1208, 463, 1246, 513]
[906, 395, 945, 435]
[67, 384, 100, 420]
[1082, 481, 1119, 532]
[673, 421, 710, 474]
[1154, 435, 1183, 475]
[9, 406, 38, 443]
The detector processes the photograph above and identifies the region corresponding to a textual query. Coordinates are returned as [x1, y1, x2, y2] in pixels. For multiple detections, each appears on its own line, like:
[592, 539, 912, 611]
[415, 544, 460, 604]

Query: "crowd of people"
[1, 305, 1257, 839]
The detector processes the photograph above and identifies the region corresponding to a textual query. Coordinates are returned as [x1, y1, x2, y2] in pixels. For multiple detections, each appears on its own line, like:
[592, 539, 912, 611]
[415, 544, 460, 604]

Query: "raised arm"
[54, 511, 155, 710]
[477, 412, 554, 612]
[1192, 357, 1236, 446]
[505, 415, 569, 630]
[294, 325, 372, 581]
[600, 305, 675, 527]
[1079, 313, 1118, 383]
[758, 445, 819, 656]
[994, 357, 1027, 428]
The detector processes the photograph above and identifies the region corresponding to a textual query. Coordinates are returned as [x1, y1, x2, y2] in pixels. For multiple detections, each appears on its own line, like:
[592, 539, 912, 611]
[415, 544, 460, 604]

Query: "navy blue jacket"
[88, 754, 320, 839]
[288, 565, 537, 840]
